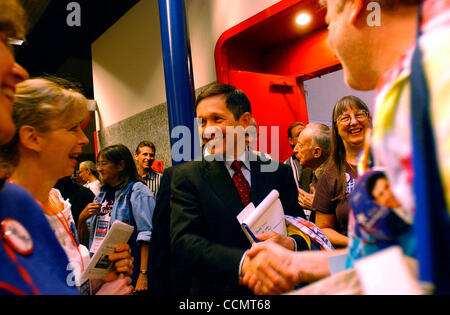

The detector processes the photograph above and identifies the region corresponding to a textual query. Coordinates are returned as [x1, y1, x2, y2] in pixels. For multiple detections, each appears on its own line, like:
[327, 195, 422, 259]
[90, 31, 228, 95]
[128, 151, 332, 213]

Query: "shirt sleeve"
[130, 182, 155, 243]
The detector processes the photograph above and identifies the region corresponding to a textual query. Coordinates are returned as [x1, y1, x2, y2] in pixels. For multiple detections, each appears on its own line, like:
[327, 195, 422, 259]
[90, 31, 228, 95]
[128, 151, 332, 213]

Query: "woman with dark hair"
[79, 144, 155, 293]
[312, 95, 372, 248]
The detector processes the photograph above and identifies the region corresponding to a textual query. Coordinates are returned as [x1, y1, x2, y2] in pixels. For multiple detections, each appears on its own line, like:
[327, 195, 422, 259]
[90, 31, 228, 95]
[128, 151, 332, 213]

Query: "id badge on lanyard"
[90, 193, 114, 255]
[90, 214, 111, 255]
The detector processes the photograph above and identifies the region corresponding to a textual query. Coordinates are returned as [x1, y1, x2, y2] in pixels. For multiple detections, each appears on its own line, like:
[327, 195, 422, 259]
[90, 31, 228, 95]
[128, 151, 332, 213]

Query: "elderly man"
[284, 122, 308, 189]
[242, 0, 449, 294]
[294, 123, 331, 222]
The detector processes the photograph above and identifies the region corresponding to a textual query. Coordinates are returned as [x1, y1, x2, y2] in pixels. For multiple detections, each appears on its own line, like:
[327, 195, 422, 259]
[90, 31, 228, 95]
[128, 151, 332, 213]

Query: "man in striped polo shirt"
[135, 141, 162, 198]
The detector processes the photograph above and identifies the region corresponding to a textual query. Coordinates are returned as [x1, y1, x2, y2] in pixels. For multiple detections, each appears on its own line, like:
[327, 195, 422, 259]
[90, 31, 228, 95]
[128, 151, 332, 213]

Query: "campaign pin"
[1, 218, 33, 255]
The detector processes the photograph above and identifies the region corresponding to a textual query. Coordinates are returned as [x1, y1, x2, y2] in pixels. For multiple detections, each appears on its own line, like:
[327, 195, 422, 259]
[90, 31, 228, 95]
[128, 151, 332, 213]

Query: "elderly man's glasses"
[337, 111, 368, 125]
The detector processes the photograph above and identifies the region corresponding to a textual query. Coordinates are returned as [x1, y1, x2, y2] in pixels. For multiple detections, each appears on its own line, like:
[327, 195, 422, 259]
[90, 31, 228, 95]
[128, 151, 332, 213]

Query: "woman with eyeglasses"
[312, 95, 371, 248]
[0, 76, 134, 294]
[78, 144, 155, 294]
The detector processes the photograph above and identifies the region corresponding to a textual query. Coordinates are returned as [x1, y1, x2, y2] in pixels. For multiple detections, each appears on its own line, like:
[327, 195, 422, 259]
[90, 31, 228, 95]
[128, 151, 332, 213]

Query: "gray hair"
[307, 123, 331, 156]
[80, 160, 98, 178]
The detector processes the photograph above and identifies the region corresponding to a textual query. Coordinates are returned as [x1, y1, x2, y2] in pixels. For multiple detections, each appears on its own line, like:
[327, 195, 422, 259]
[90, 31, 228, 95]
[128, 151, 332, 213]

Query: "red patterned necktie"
[231, 160, 251, 206]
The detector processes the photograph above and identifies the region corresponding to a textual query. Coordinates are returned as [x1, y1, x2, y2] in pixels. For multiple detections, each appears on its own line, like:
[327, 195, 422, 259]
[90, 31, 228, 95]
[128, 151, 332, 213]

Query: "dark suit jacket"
[148, 166, 192, 295]
[170, 154, 306, 295]
[54, 177, 94, 244]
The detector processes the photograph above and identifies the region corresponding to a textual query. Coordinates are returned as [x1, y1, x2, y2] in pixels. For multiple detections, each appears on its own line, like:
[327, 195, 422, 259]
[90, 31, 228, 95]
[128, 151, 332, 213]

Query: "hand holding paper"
[237, 190, 287, 244]
[105, 243, 135, 280]
[82, 220, 134, 282]
[255, 230, 296, 250]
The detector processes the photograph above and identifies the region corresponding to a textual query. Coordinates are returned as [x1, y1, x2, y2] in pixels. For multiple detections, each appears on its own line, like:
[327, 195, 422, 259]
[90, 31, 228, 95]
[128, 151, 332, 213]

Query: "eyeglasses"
[96, 161, 111, 168]
[337, 111, 369, 125]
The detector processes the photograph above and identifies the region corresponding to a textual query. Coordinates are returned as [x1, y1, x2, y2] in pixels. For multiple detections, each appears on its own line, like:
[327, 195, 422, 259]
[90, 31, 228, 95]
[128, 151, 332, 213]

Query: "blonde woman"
[0, 77, 133, 294]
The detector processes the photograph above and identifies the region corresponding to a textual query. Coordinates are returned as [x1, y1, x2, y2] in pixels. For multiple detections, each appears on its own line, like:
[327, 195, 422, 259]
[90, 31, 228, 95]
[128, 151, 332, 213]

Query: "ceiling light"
[296, 13, 311, 26]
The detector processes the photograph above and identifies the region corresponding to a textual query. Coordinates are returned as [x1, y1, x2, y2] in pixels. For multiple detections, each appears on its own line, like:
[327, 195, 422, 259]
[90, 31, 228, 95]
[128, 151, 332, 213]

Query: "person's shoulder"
[49, 187, 64, 201]
[1, 182, 46, 219]
[131, 180, 150, 191]
[172, 160, 204, 175]
[149, 168, 163, 176]
[2, 181, 34, 200]
[74, 182, 95, 196]
[283, 156, 292, 165]
[129, 180, 155, 199]
[320, 161, 335, 175]
[315, 162, 337, 187]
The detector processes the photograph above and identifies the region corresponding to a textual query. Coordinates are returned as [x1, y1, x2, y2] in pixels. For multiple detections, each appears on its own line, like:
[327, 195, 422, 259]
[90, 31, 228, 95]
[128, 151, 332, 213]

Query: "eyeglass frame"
[96, 160, 112, 168]
[336, 110, 369, 125]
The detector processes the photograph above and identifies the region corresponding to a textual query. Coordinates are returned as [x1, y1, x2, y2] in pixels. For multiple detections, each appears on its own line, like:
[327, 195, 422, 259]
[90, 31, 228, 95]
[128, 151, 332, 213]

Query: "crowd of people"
[0, 0, 448, 296]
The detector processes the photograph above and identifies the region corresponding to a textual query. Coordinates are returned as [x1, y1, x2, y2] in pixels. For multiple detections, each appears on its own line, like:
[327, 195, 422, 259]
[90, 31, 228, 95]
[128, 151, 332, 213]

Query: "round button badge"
[1, 218, 33, 255]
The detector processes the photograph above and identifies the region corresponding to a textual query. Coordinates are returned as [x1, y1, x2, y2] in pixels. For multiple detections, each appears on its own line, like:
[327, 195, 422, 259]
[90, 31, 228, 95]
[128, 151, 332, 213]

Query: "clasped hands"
[240, 231, 301, 295]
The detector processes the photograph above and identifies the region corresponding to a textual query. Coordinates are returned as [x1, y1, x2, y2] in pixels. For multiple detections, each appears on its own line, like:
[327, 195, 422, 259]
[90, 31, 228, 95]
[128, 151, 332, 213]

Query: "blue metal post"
[158, 0, 196, 165]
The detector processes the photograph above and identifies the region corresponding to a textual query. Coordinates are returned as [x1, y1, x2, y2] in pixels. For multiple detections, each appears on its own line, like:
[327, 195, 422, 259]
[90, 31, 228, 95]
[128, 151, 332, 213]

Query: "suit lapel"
[202, 160, 244, 216]
[250, 158, 271, 206]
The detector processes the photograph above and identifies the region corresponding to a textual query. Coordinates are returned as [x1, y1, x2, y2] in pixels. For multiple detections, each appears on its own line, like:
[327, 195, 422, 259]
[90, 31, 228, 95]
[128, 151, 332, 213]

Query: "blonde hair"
[0, 77, 89, 169]
[0, 0, 27, 39]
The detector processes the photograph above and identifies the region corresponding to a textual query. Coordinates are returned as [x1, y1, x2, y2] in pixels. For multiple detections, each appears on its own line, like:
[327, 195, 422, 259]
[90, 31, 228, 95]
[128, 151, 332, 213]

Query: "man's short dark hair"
[136, 140, 156, 154]
[195, 83, 252, 120]
[287, 122, 305, 138]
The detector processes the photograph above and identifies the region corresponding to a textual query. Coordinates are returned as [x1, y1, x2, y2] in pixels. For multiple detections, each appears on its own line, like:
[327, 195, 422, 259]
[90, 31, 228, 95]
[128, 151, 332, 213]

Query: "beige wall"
[186, 0, 280, 88]
[92, 0, 165, 129]
[92, 0, 280, 128]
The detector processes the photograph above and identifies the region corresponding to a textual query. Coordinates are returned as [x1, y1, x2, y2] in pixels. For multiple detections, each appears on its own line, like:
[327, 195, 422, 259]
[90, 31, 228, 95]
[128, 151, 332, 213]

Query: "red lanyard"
[6, 180, 85, 272]
[37, 200, 85, 272]
[347, 162, 358, 176]
[0, 237, 40, 295]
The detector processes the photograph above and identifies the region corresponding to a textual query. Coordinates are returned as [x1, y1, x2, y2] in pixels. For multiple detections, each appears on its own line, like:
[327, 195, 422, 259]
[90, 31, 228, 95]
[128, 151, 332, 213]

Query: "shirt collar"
[204, 147, 251, 171]
[224, 150, 251, 171]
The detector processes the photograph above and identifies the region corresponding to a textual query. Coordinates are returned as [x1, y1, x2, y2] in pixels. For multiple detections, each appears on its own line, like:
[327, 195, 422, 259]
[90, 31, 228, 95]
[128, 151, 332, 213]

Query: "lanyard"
[37, 199, 85, 272]
[346, 162, 357, 176]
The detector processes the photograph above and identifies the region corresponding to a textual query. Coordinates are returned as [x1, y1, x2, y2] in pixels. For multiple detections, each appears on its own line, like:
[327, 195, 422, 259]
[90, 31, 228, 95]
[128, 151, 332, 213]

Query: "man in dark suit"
[147, 166, 192, 295]
[54, 177, 94, 228]
[170, 84, 308, 295]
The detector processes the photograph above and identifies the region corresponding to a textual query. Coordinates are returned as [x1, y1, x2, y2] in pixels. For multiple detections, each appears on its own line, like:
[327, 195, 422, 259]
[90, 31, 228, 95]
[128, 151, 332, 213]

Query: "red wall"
[229, 70, 308, 162]
[214, 0, 340, 162]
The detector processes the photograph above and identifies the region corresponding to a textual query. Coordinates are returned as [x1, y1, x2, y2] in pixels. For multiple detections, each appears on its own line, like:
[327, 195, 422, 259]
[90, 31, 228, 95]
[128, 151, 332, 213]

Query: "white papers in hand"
[81, 220, 134, 281]
[237, 190, 286, 243]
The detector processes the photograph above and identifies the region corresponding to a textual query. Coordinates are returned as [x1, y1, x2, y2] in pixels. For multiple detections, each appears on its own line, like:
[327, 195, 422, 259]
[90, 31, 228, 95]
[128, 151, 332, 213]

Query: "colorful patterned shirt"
[347, 0, 450, 266]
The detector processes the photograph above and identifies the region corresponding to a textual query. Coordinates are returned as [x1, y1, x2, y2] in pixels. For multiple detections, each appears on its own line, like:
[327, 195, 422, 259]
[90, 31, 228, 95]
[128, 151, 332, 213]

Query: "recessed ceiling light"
[296, 13, 311, 26]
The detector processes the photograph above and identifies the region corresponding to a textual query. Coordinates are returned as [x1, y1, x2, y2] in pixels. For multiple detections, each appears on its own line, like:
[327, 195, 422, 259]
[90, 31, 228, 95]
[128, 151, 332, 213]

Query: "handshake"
[239, 231, 339, 295]
[239, 231, 302, 295]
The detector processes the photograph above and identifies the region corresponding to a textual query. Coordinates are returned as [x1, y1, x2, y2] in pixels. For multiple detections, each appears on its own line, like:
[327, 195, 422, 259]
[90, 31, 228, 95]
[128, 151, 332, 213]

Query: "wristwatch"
[140, 270, 148, 275]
